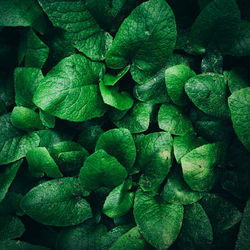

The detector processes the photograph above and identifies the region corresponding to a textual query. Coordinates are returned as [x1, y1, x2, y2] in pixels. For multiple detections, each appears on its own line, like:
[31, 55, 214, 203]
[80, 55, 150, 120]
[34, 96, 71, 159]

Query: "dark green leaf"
[0, 113, 40, 165]
[228, 87, 250, 151]
[95, 128, 136, 172]
[106, 0, 177, 84]
[185, 73, 230, 119]
[20, 178, 92, 226]
[134, 189, 184, 249]
[79, 150, 127, 192]
[161, 168, 203, 205]
[158, 104, 194, 135]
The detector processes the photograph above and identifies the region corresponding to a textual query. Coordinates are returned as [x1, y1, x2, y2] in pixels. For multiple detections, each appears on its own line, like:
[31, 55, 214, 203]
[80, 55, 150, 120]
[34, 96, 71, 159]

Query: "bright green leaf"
[33, 54, 106, 122]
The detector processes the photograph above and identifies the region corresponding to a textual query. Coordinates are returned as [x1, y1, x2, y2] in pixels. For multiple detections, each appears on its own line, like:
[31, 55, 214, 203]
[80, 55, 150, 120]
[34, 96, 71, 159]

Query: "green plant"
[0, 0, 249, 249]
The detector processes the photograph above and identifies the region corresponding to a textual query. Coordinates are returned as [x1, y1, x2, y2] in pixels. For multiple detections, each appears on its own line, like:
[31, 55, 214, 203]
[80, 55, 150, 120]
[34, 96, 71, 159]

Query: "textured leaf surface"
[0, 0, 48, 33]
[79, 150, 127, 192]
[33, 54, 106, 122]
[99, 81, 134, 110]
[134, 190, 184, 249]
[200, 194, 242, 235]
[190, 0, 240, 53]
[236, 198, 250, 250]
[103, 181, 134, 218]
[20, 178, 92, 226]
[173, 134, 206, 163]
[56, 224, 107, 250]
[185, 73, 230, 118]
[0, 215, 25, 240]
[0, 240, 49, 250]
[136, 132, 173, 192]
[0, 113, 40, 165]
[26, 147, 62, 178]
[113, 103, 151, 134]
[95, 128, 136, 172]
[161, 168, 203, 205]
[165, 64, 195, 106]
[110, 227, 148, 250]
[181, 143, 220, 192]
[38, 0, 112, 60]
[11, 106, 44, 132]
[24, 29, 49, 68]
[99, 225, 133, 250]
[228, 87, 250, 151]
[158, 104, 194, 135]
[0, 160, 22, 203]
[177, 203, 213, 249]
[106, 0, 176, 84]
[229, 21, 250, 56]
[14, 67, 43, 109]
[51, 141, 89, 175]
[224, 67, 249, 94]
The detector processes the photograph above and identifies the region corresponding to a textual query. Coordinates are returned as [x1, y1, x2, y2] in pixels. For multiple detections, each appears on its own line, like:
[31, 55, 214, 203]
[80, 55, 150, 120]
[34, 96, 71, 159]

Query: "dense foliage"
[0, 0, 249, 249]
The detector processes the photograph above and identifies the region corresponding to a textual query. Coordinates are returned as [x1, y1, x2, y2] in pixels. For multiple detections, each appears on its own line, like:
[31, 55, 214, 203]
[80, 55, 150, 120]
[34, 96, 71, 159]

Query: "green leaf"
[0, 160, 22, 203]
[79, 150, 127, 191]
[103, 66, 130, 86]
[228, 87, 250, 151]
[39, 110, 55, 129]
[0, 192, 24, 216]
[109, 227, 148, 250]
[51, 141, 89, 175]
[106, 0, 177, 84]
[190, 0, 240, 53]
[228, 21, 250, 56]
[0, 0, 49, 34]
[103, 180, 134, 218]
[77, 125, 104, 153]
[133, 54, 189, 104]
[134, 189, 184, 249]
[0, 73, 14, 107]
[0, 240, 49, 250]
[201, 48, 223, 74]
[200, 194, 242, 236]
[181, 143, 220, 192]
[185, 73, 230, 119]
[33, 54, 107, 122]
[177, 203, 213, 249]
[224, 67, 249, 94]
[165, 64, 195, 106]
[56, 224, 107, 250]
[0, 215, 25, 240]
[236, 198, 250, 250]
[158, 104, 194, 135]
[99, 225, 133, 250]
[24, 29, 49, 68]
[161, 168, 203, 205]
[173, 134, 206, 163]
[113, 103, 151, 134]
[0, 113, 40, 165]
[99, 81, 134, 111]
[38, 0, 112, 60]
[20, 177, 92, 227]
[11, 106, 44, 132]
[95, 128, 136, 172]
[14, 67, 44, 109]
[26, 147, 62, 178]
[136, 132, 173, 192]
